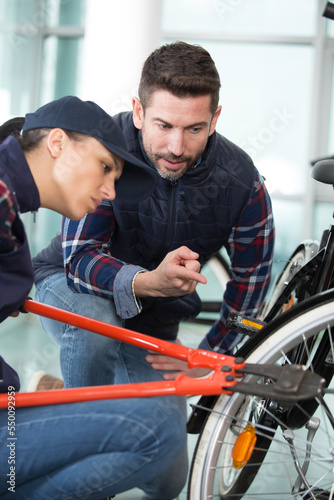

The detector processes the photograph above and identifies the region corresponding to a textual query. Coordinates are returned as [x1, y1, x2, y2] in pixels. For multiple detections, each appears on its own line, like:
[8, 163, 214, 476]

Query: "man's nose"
[167, 130, 185, 157]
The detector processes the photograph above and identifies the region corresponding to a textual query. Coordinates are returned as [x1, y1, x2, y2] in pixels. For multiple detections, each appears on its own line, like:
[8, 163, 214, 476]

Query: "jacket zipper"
[152, 180, 177, 267]
[165, 180, 177, 250]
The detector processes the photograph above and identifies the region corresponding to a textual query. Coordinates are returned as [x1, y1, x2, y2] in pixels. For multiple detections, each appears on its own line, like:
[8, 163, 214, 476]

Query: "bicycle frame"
[313, 224, 334, 293]
[0, 299, 245, 409]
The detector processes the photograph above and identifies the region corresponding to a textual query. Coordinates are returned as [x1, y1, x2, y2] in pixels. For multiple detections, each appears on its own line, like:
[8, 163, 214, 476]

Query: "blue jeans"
[0, 396, 185, 499]
[34, 273, 188, 498]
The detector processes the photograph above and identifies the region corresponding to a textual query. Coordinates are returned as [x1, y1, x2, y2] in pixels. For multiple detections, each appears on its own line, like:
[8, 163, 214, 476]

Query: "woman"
[0, 95, 158, 322]
[0, 96, 185, 500]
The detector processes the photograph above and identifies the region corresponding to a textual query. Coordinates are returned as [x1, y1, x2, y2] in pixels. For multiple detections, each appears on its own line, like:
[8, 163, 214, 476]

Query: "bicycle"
[0, 293, 333, 500]
[188, 158, 334, 499]
[188, 288, 334, 499]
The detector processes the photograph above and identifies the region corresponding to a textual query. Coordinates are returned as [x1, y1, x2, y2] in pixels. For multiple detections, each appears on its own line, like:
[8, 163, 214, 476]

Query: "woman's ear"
[46, 128, 67, 158]
[132, 97, 144, 130]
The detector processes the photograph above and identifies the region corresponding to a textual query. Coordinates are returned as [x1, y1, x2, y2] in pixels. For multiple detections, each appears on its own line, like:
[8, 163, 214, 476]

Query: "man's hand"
[146, 340, 212, 380]
[146, 354, 212, 379]
[134, 246, 207, 298]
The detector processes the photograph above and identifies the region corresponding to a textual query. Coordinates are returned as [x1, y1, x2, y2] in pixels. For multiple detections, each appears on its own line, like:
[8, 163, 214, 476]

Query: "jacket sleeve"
[202, 173, 275, 352]
[0, 185, 22, 392]
[62, 200, 147, 319]
[0, 180, 34, 323]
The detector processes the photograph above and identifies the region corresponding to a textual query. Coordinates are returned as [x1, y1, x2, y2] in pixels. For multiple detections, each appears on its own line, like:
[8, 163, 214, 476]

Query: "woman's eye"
[102, 163, 112, 173]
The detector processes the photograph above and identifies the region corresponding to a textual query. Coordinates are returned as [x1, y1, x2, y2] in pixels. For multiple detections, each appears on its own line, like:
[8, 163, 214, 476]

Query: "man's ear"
[46, 128, 67, 158]
[209, 105, 222, 136]
[132, 97, 144, 130]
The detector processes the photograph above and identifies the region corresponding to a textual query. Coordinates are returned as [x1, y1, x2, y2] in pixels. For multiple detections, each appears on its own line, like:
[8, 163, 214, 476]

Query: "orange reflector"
[232, 424, 257, 469]
[282, 296, 295, 313]
[241, 319, 263, 330]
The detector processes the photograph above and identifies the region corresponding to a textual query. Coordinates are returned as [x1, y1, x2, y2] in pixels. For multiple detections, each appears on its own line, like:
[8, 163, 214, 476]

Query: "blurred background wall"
[1, 0, 334, 365]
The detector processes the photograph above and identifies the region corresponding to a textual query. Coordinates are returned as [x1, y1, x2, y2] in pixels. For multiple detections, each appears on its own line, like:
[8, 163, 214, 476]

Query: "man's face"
[133, 91, 221, 181]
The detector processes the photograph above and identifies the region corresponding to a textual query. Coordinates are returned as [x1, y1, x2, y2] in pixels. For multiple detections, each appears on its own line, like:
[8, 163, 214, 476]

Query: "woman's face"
[53, 136, 124, 220]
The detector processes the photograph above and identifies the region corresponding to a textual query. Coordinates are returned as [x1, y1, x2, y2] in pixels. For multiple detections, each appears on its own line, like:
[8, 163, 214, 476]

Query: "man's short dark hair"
[138, 41, 221, 114]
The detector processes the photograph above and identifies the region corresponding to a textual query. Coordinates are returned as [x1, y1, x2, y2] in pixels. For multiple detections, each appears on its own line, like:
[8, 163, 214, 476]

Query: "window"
[0, 0, 86, 254]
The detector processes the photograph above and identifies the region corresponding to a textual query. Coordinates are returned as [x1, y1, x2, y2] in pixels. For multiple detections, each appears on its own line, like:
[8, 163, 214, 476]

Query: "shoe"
[27, 371, 64, 391]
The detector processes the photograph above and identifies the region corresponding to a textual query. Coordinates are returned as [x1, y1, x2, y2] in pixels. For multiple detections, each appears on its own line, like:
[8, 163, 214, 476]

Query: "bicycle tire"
[260, 240, 319, 321]
[188, 290, 334, 500]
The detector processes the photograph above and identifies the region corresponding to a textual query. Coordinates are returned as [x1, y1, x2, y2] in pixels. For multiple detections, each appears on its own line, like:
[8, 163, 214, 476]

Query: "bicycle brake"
[224, 363, 326, 403]
[226, 313, 266, 337]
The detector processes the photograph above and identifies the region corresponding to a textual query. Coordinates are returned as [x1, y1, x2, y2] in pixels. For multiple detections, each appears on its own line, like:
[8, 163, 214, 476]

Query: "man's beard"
[146, 151, 200, 181]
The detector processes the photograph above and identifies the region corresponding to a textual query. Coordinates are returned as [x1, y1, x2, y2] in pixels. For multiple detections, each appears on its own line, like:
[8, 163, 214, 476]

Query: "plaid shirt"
[63, 171, 274, 352]
[202, 176, 274, 352]
[0, 180, 20, 253]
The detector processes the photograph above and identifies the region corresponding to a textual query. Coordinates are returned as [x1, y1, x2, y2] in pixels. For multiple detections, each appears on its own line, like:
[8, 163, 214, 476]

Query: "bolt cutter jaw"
[227, 363, 326, 402]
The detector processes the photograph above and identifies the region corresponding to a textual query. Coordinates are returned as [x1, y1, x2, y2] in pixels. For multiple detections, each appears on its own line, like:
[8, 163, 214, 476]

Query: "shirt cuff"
[113, 264, 147, 319]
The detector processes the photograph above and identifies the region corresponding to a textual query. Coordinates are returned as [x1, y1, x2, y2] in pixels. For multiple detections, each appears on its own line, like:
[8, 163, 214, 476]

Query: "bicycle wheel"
[188, 290, 334, 500]
[260, 240, 319, 321]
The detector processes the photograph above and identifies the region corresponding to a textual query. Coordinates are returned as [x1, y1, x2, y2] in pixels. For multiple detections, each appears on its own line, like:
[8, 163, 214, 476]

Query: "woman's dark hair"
[138, 41, 221, 114]
[0, 117, 85, 150]
[0, 117, 25, 144]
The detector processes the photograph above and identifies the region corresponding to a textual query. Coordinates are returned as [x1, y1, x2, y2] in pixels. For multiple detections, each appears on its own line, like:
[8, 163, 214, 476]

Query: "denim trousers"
[34, 272, 189, 499]
[0, 396, 186, 499]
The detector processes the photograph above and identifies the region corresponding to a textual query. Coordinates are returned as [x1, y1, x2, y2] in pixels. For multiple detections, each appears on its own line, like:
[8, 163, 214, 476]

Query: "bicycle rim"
[188, 291, 334, 500]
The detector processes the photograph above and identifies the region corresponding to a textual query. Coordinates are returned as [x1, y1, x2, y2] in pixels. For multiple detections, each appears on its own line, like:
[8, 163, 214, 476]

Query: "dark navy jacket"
[111, 113, 256, 266]
[0, 136, 40, 391]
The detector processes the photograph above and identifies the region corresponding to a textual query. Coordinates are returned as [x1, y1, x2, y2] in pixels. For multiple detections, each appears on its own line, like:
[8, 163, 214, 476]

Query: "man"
[33, 41, 275, 499]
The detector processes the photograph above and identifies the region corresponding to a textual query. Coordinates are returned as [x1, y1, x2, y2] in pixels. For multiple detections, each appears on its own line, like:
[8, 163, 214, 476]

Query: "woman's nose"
[102, 180, 116, 200]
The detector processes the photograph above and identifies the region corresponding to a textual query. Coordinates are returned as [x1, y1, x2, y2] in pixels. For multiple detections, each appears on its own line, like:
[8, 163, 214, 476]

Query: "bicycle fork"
[283, 417, 320, 499]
